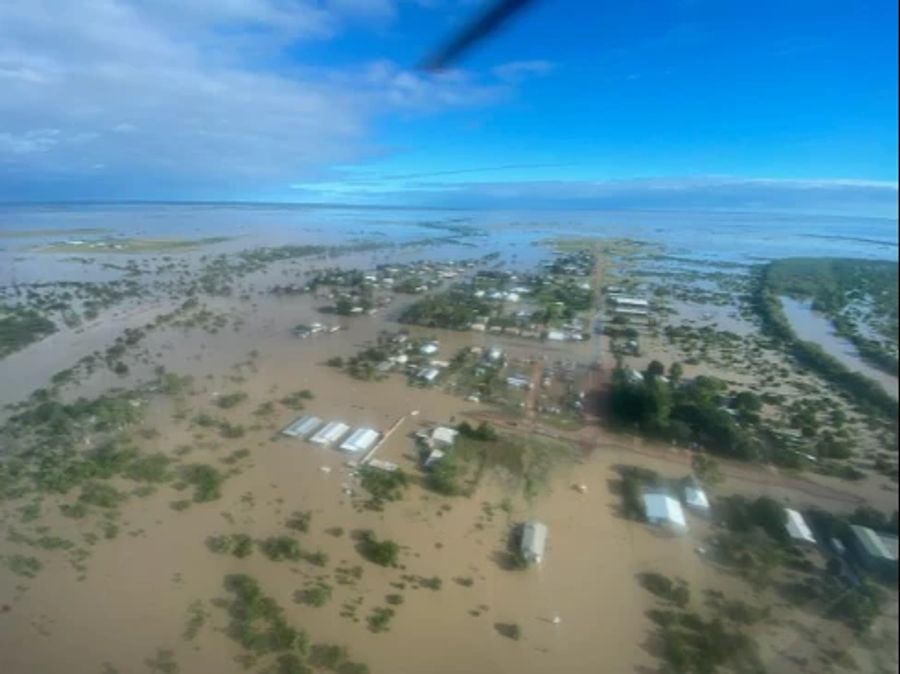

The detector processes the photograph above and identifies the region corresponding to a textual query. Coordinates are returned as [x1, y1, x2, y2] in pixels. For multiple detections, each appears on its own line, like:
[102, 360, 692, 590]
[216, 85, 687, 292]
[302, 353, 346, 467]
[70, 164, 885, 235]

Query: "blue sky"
[1, 0, 897, 215]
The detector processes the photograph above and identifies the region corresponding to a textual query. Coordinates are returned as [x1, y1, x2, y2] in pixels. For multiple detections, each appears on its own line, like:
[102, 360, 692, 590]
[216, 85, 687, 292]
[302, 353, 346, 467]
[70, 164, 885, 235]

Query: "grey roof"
[520, 520, 548, 562]
[851, 525, 896, 561]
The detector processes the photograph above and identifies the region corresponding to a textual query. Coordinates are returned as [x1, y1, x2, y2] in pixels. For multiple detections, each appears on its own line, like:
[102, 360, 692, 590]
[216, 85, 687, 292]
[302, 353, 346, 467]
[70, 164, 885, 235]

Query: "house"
[644, 494, 688, 534]
[520, 520, 548, 565]
[849, 525, 898, 574]
[309, 421, 350, 447]
[339, 427, 380, 453]
[367, 459, 398, 472]
[430, 426, 458, 449]
[418, 367, 440, 384]
[546, 330, 567, 342]
[683, 484, 710, 515]
[486, 346, 504, 362]
[282, 415, 322, 439]
[784, 508, 817, 545]
[625, 368, 645, 385]
[420, 342, 439, 355]
[506, 375, 532, 390]
[423, 449, 445, 470]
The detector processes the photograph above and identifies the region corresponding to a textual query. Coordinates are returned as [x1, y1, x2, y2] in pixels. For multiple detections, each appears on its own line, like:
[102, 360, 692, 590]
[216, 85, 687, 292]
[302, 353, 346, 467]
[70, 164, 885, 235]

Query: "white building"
[546, 330, 567, 342]
[282, 415, 323, 438]
[423, 449, 445, 470]
[431, 426, 458, 449]
[644, 494, 688, 534]
[418, 367, 440, 384]
[420, 342, 439, 355]
[785, 508, 816, 545]
[520, 520, 548, 565]
[309, 421, 350, 447]
[611, 296, 650, 309]
[683, 485, 711, 515]
[339, 427, 380, 453]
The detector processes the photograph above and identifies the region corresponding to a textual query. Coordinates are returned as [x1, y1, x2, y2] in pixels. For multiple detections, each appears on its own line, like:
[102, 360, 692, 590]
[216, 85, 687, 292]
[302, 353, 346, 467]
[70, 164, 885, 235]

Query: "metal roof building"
[520, 520, 548, 565]
[683, 485, 710, 513]
[644, 494, 688, 533]
[309, 421, 350, 447]
[850, 525, 898, 573]
[282, 415, 323, 438]
[339, 427, 380, 453]
[785, 508, 817, 545]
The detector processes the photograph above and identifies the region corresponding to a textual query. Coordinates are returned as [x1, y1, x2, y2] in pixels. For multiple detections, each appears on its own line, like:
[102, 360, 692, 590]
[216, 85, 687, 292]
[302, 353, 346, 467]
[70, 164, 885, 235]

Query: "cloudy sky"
[1, 0, 897, 214]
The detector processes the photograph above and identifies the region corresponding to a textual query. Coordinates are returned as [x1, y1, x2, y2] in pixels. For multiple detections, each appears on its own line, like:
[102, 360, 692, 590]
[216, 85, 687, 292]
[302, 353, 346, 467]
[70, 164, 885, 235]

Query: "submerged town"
[0, 221, 898, 674]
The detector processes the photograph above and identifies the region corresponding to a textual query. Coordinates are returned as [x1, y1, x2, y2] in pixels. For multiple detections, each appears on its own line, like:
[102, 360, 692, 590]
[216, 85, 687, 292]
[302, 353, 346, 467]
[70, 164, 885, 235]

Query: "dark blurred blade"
[419, 0, 538, 71]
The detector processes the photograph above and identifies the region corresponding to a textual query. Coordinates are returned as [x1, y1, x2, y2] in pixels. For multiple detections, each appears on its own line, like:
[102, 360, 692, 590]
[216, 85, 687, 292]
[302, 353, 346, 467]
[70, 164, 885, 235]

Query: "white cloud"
[0, 0, 512, 197]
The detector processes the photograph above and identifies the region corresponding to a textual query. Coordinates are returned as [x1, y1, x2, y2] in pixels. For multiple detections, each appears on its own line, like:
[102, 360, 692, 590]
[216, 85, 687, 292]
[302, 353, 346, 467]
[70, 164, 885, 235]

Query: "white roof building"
[420, 343, 439, 355]
[431, 426, 458, 449]
[520, 520, 548, 564]
[546, 330, 567, 341]
[644, 494, 688, 533]
[683, 485, 710, 513]
[785, 508, 816, 545]
[423, 449, 445, 470]
[419, 367, 440, 383]
[339, 427, 380, 453]
[309, 421, 350, 447]
[282, 415, 323, 438]
[611, 296, 650, 309]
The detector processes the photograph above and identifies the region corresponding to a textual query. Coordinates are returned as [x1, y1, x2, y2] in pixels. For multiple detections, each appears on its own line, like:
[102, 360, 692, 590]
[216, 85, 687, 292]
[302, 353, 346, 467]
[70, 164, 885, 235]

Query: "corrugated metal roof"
[851, 525, 896, 561]
[339, 427, 379, 453]
[644, 494, 687, 530]
[282, 415, 322, 438]
[785, 509, 816, 544]
[521, 520, 548, 563]
[310, 421, 350, 446]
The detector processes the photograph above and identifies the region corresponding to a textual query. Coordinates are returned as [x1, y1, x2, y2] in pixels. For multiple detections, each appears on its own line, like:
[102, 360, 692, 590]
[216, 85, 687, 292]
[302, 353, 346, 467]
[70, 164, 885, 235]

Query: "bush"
[285, 510, 312, 533]
[215, 392, 248, 409]
[356, 531, 400, 567]
[296, 583, 332, 608]
[260, 536, 302, 562]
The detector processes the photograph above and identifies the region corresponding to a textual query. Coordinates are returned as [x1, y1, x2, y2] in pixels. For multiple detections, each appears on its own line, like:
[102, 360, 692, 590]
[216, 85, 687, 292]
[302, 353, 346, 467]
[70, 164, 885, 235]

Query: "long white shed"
[309, 421, 350, 447]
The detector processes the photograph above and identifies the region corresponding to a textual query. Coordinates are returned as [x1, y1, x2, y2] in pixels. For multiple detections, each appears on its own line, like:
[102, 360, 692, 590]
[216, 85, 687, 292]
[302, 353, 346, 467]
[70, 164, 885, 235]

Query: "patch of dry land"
[1, 236, 897, 674]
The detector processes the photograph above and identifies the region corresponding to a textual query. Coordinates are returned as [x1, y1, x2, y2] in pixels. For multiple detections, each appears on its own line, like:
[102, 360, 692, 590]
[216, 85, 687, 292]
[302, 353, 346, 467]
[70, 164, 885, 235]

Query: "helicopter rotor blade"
[419, 0, 539, 72]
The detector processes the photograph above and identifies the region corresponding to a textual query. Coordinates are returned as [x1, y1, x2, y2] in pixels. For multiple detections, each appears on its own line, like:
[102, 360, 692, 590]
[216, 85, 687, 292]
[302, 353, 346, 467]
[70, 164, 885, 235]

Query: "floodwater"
[1, 205, 899, 674]
[780, 296, 900, 399]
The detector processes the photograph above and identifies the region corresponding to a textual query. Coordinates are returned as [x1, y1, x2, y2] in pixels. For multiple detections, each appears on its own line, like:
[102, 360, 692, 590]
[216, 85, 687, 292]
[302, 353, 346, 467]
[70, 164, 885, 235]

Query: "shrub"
[356, 531, 400, 567]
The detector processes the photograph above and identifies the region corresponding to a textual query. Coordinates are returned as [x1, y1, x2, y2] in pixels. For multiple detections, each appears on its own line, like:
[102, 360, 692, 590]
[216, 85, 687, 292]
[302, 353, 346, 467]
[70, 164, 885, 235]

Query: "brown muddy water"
[1, 244, 897, 674]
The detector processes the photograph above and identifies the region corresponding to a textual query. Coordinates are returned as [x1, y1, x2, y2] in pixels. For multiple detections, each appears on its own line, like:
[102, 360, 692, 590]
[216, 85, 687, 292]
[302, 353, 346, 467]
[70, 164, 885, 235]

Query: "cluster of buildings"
[282, 414, 381, 455]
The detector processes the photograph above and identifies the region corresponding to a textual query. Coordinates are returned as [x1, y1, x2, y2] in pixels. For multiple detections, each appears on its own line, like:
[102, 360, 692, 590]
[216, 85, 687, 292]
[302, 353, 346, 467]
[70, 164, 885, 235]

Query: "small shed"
[683, 485, 710, 515]
[784, 508, 816, 546]
[644, 494, 688, 534]
[520, 520, 548, 565]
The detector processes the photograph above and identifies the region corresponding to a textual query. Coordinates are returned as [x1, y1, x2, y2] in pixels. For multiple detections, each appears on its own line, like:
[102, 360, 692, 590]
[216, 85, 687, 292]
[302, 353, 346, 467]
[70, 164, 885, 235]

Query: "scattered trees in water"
[0, 306, 57, 359]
